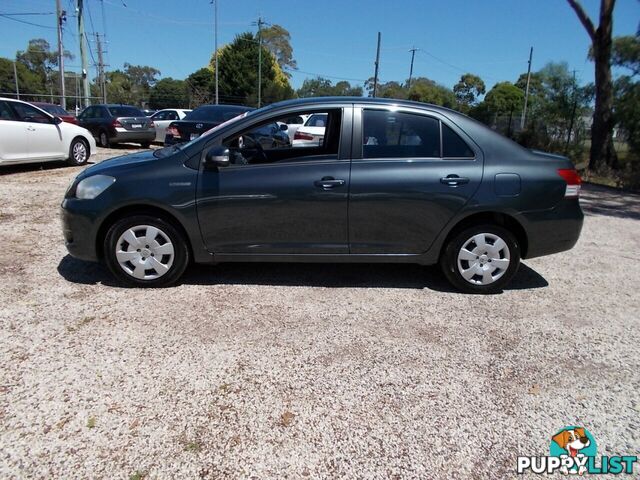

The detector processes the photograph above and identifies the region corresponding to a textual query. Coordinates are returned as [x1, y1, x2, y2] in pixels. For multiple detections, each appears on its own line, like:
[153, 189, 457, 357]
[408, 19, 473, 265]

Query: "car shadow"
[580, 183, 640, 221]
[0, 160, 94, 176]
[57, 255, 548, 293]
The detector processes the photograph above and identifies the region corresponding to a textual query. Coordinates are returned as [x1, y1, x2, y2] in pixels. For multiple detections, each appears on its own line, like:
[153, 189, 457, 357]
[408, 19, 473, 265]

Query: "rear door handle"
[440, 175, 470, 186]
[314, 177, 345, 189]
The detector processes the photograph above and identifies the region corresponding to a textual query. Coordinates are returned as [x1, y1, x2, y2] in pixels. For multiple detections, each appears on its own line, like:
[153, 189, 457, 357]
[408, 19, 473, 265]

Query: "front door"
[197, 107, 352, 254]
[349, 107, 483, 254]
[11, 102, 64, 160]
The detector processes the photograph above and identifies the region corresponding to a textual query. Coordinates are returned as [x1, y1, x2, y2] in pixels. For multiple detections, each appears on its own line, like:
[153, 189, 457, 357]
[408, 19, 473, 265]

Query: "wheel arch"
[437, 211, 529, 261]
[96, 204, 194, 261]
[69, 135, 90, 158]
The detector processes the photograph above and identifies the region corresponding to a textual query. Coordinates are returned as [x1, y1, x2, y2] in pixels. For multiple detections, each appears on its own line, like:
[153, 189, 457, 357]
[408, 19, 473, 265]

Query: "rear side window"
[442, 123, 474, 158]
[363, 109, 440, 159]
[0, 101, 15, 120]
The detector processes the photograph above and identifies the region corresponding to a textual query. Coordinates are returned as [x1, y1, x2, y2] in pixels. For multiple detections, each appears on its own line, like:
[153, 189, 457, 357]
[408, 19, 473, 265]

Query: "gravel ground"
[1, 146, 639, 479]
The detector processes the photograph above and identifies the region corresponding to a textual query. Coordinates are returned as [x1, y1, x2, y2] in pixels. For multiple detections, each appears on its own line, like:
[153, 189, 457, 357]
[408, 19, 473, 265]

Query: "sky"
[1, 0, 639, 94]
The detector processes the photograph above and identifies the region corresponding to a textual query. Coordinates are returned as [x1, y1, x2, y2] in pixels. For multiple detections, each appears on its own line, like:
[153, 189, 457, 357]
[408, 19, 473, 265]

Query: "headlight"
[75, 175, 115, 199]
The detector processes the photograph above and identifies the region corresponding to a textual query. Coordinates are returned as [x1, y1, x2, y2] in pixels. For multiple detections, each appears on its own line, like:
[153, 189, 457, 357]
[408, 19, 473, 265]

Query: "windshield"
[38, 104, 69, 116]
[108, 106, 145, 117]
[184, 105, 253, 122]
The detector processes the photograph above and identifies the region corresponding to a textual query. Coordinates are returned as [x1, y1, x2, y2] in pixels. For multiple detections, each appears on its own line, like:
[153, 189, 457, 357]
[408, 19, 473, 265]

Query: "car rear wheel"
[440, 224, 520, 294]
[67, 138, 89, 166]
[99, 130, 110, 148]
[104, 215, 189, 287]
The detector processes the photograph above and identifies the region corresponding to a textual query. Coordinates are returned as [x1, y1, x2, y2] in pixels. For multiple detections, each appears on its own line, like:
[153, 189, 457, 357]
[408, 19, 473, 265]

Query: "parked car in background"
[61, 97, 583, 293]
[280, 114, 309, 142]
[0, 97, 95, 166]
[142, 109, 156, 116]
[77, 104, 155, 148]
[292, 113, 327, 146]
[150, 109, 191, 143]
[164, 104, 253, 145]
[31, 102, 78, 124]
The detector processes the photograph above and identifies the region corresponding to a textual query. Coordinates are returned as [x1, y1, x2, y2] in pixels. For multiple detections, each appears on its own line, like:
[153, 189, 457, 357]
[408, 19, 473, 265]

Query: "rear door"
[349, 106, 483, 254]
[197, 106, 352, 254]
[0, 100, 29, 163]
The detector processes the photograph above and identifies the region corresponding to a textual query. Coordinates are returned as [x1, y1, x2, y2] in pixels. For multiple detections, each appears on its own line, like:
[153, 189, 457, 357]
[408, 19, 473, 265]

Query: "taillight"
[294, 131, 314, 141]
[111, 119, 122, 128]
[166, 125, 179, 137]
[557, 168, 582, 197]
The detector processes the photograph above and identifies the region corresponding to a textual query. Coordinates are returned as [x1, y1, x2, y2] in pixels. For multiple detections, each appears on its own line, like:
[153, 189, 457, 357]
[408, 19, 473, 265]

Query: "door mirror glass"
[205, 146, 230, 167]
[279, 123, 288, 131]
[53, 116, 63, 125]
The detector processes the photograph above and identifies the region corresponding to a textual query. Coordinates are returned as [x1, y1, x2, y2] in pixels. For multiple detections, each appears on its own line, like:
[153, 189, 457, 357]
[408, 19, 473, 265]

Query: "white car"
[292, 113, 327, 147]
[150, 108, 191, 143]
[280, 113, 310, 142]
[0, 97, 96, 166]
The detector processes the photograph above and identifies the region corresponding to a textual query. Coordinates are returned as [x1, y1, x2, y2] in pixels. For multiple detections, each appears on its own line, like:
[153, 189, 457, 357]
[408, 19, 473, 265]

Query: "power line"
[0, 13, 56, 29]
[0, 12, 55, 16]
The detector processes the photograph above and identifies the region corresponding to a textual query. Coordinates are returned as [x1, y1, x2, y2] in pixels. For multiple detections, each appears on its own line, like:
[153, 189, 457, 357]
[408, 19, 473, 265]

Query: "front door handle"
[440, 175, 470, 186]
[314, 177, 345, 189]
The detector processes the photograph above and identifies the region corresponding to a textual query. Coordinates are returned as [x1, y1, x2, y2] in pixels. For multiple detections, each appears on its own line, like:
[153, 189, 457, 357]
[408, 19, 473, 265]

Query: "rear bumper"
[520, 198, 584, 259]
[111, 130, 155, 144]
[60, 200, 100, 262]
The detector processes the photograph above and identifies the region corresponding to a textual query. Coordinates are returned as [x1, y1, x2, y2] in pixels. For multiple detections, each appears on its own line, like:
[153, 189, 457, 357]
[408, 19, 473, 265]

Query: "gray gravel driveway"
[1, 147, 639, 479]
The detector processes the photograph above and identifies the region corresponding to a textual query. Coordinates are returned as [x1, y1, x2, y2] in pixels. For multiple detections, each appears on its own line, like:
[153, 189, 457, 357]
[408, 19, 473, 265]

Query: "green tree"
[0, 57, 46, 99]
[210, 32, 294, 106]
[261, 25, 297, 72]
[567, 0, 618, 171]
[610, 35, 640, 76]
[185, 67, 213, 106]
[407, 77, 457, 107]
[123, 63, 160, 106]
[15, 38, 73, 95]
[297, 77, 362, 97]
[149, 78, 188, 109]
[364, 79, 406, 99]
[453, 73, 486, 112]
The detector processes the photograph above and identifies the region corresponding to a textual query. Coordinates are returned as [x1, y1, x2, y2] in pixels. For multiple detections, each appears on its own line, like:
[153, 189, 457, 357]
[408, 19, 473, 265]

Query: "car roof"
[267, 96, 458, 114]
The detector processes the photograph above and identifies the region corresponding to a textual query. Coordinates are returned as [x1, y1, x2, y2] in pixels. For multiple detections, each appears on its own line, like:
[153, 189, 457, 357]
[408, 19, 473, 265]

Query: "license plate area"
[131, 123, 142, 129]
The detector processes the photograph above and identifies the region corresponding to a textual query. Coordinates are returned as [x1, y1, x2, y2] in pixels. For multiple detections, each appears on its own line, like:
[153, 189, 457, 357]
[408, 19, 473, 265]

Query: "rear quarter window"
[442, 123, 474, 158]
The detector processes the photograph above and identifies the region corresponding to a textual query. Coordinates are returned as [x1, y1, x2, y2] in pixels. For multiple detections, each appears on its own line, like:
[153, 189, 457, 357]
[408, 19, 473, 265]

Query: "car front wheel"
[67, 138, 89, 166]
[104, 215, 189, 287]
[440, 224, 520, 294]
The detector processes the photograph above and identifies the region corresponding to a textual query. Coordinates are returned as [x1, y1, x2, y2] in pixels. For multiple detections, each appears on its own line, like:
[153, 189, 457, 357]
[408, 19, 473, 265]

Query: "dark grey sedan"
[61, 97, 583, 293]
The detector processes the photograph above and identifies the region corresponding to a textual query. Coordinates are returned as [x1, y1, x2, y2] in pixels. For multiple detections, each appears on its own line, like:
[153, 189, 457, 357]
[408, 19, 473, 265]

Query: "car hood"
[78, 149, 160, 179]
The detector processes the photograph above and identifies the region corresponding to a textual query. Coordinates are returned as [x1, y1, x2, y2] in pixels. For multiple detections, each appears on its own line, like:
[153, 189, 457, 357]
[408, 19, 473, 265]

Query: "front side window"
[362, 109, 440, 159]
[12, 103, 51, 124]
[0, 101, 16, 120]
[222, 109, 341, 166]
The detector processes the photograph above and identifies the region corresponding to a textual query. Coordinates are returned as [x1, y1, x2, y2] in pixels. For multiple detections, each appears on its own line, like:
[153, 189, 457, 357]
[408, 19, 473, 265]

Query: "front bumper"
[520, 198, 584, 259]
[60, 199, 101, 262]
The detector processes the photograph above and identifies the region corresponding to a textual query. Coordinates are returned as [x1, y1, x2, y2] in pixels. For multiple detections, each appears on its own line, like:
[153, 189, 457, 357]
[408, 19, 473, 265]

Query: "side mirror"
[204, 146, 230, 168]
[279, 123, 288, 131]
[53, 116, 63, 125]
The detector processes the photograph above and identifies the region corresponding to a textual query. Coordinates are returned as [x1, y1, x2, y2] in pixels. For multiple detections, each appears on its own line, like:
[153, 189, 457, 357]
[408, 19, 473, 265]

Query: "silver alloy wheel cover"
[72, 141, 87, 163]
[456, 232, 511, 285]
[115, 225, 175, 280]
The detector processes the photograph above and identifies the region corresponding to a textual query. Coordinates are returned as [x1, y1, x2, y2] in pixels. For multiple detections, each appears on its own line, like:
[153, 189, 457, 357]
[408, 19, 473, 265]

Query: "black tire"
[140, 142, 151, 149]
[104, 215, 190, 287]
[440, 224, 520, 294]
[67, 137, 89, 166]
[98, 130, 110, 148]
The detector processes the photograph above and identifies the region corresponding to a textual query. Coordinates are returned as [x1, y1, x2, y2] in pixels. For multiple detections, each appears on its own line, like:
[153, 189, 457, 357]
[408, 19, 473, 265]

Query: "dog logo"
[550, 426, 597, 475]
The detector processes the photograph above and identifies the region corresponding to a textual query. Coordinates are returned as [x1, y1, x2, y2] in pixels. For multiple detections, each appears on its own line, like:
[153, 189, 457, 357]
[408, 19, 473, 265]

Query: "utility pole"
[77, 0, 90, 107]
[372, 32, 381, 97]
[254, 16, 268, 108]
[408, 47, 418, 89]
[95, 33, 107, 103]
[212, 0, 219, 104]
[56, 0, 67, 109]
[565, 69, 579, 153]
[520, 46, 533, 130]
[13, 61, 20, 99]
